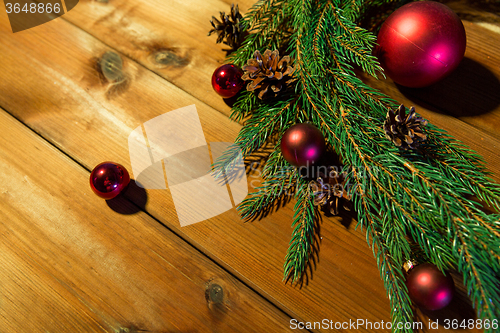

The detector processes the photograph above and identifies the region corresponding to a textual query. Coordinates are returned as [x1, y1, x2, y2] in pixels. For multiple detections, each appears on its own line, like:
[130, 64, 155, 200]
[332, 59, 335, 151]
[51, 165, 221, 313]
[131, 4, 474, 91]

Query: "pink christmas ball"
[375, 1, 467, 88]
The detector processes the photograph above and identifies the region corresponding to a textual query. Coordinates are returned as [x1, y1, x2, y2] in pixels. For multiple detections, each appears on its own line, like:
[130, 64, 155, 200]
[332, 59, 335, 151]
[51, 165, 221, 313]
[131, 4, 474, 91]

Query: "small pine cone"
[309, 167, 351, 216]
[208, 4, 243, 50]
[242, 49, 296, 99]
[384, 105, 428, 149]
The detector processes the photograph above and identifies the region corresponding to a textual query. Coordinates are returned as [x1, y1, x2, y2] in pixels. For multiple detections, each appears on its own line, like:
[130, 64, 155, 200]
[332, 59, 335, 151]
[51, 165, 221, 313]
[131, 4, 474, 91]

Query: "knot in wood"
[99, 51, 123, 82]
[153, 50, 189, 67]
[207, 283, 224, 304]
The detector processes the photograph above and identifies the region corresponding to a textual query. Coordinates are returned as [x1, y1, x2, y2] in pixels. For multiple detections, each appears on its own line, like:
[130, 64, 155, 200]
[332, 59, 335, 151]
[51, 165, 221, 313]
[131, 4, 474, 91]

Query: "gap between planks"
[0, 104, 309, 332]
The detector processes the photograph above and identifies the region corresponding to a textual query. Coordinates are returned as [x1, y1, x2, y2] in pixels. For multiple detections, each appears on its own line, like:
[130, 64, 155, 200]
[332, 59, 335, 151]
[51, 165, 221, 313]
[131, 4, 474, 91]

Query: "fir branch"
[212, 0, 500, 329]
[312, 3, 331, 69]
[294, 0, 454, 274]
[239, 148, 296, 219]
[229, 91, 260, 123]
[212, 96, 294, 178]
[341, 0, 365, 21]
[227, 0, 291, 67]
[294, 3, 453, 286]
[261, 146, 289, 180]
[238, 158, 297, 220]
[353, 169, 414, 333]
[328, 5, 383, 77]
[424, 129, 500, 212]
[450, 217, 500, 327]
[283, 177, 318, 283]
[334, 103, 455, 269]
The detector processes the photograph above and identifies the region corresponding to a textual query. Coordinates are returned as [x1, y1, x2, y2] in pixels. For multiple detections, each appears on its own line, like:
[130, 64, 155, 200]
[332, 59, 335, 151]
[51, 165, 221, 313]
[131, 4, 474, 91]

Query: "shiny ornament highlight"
[90, 162, 130, 200]
[280, 123, 325, 167]
[405, 263, 455, 311]
[211, 64, 245, 98]
[375, 1, 466, 88]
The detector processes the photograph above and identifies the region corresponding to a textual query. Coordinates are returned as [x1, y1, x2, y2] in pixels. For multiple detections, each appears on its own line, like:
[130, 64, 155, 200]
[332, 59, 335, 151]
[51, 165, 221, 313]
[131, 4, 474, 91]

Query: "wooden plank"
[62, 0, 245, 118]
[0, 110, 302, 332]
[441, 0, 500, 32]
[59, 0, 500, 140]
[57, 0, 500, 179]
[0, 9, 494, 333]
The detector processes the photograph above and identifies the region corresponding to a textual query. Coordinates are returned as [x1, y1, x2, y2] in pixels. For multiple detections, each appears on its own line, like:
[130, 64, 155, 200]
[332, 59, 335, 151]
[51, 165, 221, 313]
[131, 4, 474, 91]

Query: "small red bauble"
[90, 162, 130, 200]
[405, 263, 455, 311]
[211, 64, 245, 98]
[281, 123, 325, 167]
[375, 1, 466, 88]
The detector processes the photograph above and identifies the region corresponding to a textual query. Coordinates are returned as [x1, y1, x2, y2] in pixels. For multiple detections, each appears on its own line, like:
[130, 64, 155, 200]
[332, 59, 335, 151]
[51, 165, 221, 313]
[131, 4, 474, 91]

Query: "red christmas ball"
[211, 64, 245, 98]
[281, 123, 325, 167]
[375, 1, 466, 88]
[405, 263, 455, 311]
[90, 162, 130, 200]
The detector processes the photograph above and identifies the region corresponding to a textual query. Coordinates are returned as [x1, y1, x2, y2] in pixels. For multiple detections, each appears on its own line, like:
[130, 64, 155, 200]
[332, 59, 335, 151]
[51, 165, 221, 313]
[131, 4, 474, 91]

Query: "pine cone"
[309, 167, 351, 216]
[208, 4, 243, 50]
[242, 49, 296, 99]
[384, 105, 428, 149]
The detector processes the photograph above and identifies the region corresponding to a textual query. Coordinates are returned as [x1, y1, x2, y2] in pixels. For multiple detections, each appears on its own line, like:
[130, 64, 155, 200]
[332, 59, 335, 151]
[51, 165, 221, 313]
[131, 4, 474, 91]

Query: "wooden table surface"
[0, 1, 499, 332]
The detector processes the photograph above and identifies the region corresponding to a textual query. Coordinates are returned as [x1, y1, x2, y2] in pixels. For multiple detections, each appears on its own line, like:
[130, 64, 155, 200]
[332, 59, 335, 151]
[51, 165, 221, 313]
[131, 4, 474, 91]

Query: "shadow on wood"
[397, 57, 500, 117]
[106, 180, 148, 214]
[437, 0, 500, 23]
[222, 89, 245, 109]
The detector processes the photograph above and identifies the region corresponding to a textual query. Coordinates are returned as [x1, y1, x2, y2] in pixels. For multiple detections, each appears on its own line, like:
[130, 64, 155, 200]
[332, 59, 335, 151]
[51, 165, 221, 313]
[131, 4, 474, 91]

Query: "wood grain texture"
[0, 110, 303, 332]
[0, 1, 498, 332]
[58, 0, 500, 174]
[59, 0, 500, 130]
[0, 16, 397, 331]
[439, 0, 500, 30]
[62, 0, 244, 117]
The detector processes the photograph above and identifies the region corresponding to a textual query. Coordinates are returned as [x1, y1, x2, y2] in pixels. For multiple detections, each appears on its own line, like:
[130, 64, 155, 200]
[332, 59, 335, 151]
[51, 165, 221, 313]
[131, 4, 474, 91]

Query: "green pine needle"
[210, 0, 500, 330]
